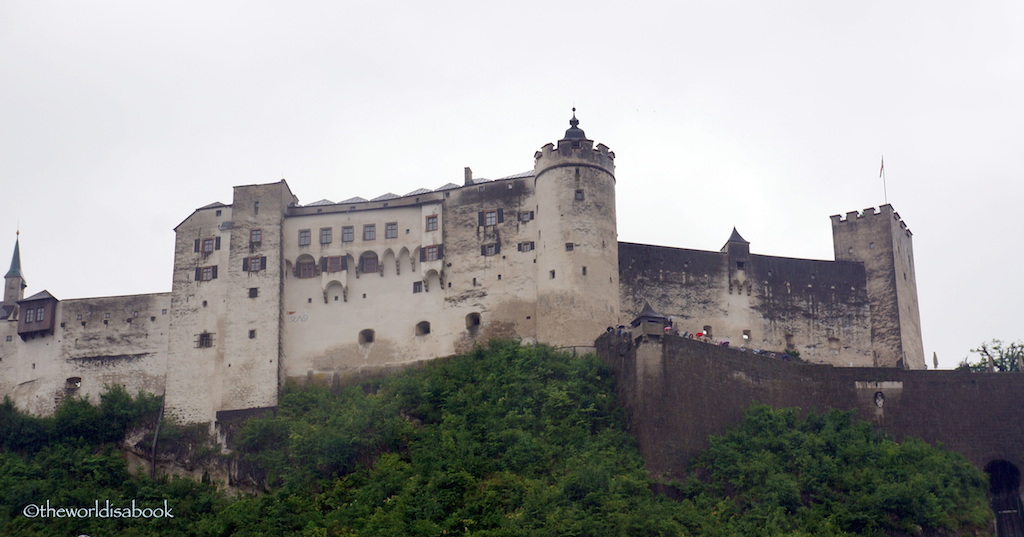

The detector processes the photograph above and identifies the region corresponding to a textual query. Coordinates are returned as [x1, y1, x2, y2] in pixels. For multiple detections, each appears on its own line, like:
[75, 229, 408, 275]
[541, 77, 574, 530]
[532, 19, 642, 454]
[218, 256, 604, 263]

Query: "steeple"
[6, 232, 23, 278]
[4, 233, 26, 308]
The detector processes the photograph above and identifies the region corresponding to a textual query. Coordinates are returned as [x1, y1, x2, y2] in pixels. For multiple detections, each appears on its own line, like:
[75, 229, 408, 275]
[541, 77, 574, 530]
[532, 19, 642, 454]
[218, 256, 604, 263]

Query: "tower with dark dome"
[532, 110, 619, 347]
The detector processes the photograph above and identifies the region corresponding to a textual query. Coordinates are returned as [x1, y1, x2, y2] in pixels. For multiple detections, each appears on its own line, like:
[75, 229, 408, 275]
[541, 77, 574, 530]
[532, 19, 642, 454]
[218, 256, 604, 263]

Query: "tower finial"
[561, 108, 587, 141]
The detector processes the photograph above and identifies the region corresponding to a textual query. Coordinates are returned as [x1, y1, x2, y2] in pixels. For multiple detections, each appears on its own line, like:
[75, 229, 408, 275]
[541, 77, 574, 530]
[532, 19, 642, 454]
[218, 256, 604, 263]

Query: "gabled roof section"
[370, 193, 400, 202]
[498, 170, 536, 180]
[19, 290, 56, 303]
[306, 199, 336, 206]
[339, 196, 368, 204]
[404, 188, 433, 196]
[434, 183, 460, 191]
[198, 202, 228, 210]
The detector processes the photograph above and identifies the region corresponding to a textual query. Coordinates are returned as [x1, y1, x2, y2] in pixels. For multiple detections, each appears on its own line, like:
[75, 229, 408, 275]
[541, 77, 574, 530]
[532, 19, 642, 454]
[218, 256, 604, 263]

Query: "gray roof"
[404, 187, 433, 196]
[339, 196, 368, 204]
[370, 193, 400, 202]
[306, 199, 336, 206]
[498, 170, 535, 180]
[434, 183, 461, 191]
[20, 289, 56, 303]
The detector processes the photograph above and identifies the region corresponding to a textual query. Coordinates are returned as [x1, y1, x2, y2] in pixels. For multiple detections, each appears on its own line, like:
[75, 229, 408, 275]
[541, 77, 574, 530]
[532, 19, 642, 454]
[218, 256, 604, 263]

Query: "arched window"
[360, 252, 379, 274]
[295, 254, 316, 279]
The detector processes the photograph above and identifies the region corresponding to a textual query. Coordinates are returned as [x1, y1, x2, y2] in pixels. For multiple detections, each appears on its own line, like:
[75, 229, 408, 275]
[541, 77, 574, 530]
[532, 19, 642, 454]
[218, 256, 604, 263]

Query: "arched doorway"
[986, 460, 1024, 537]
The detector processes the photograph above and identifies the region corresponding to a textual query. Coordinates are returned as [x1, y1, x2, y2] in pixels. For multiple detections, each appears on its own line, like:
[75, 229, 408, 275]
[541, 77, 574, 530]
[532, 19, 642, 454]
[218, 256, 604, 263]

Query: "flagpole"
[880, 156, 887, 204]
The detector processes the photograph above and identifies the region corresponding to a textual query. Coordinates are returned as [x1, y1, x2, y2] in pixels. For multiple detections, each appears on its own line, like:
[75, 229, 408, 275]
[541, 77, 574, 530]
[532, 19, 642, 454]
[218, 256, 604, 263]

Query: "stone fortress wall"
[0, 112, 925, 427]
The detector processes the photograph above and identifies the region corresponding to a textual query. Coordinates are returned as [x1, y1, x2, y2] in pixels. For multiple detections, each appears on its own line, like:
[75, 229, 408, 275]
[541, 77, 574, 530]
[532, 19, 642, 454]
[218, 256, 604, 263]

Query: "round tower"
[532, 110, 619, 349]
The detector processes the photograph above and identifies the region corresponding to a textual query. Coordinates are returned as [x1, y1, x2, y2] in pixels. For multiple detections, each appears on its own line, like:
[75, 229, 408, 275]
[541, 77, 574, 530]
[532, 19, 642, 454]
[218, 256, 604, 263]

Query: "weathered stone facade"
[0, 112, 924, 426]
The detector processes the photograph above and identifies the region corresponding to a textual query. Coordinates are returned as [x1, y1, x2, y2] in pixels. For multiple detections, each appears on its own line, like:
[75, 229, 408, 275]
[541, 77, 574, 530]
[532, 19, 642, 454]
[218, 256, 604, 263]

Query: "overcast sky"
[2, 1, 1021, 369]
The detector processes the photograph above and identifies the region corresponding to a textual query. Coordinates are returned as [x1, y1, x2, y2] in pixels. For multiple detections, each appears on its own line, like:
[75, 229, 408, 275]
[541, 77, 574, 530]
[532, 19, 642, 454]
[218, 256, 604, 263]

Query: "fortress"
[0, 112, 925, 427]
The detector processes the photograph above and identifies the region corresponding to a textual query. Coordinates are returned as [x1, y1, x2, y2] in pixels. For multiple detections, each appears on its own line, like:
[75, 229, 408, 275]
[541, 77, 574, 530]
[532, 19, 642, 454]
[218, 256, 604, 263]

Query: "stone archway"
[986, 460, 1024, 537]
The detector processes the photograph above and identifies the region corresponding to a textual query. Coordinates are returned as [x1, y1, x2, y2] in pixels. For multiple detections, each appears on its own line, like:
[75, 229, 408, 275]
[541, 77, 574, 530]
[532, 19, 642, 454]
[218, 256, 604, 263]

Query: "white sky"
[2, 1, 1021, 369]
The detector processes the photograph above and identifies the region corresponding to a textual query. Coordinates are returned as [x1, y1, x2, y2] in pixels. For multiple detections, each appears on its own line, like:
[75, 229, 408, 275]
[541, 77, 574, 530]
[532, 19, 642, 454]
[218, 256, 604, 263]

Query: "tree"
[958, 339, 1023, 372]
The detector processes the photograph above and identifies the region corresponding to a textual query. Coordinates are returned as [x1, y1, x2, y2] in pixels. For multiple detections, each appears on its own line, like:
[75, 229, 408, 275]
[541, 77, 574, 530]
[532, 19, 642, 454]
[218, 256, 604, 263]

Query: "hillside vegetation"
[0, 341, 992, 536]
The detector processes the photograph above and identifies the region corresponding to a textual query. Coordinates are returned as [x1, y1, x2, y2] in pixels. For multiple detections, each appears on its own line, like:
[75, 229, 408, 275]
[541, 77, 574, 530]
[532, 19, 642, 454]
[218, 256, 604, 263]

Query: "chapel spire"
[4, 232, 26, 308]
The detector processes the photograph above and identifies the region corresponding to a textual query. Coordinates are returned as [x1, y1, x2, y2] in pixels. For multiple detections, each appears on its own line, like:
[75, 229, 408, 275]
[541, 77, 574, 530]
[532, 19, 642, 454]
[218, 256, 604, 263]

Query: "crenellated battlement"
[533, 139, 616, 176]
[830, 204, 912, 236]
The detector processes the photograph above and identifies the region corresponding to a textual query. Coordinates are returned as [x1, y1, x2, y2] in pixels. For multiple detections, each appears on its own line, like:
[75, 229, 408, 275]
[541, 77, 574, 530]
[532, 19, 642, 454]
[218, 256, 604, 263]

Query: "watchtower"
[532, 111, 619, 349]
[831, 205, 924, 369]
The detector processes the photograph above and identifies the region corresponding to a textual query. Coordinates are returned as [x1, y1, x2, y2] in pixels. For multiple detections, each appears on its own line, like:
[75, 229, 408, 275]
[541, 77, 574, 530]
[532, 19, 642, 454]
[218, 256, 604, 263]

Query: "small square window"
[363, 224, 376, 241]
[249, 329, 257, 339]
[5, 335, 11, 342]
[320, 227, 332, 245]
[76, 314, 83, 320]
[249, 287, 259, 298]
[413, 281, 423, 293]
[215, 209, 222, 216]
[250, 229, 262, 244]
[565, 243, 574, 251]
[298, 229, 311, 246]
[104, 312, 111, 319]
[426, 215, 438, 231]
[342, 226, 354, 242]
[484, 211, 497, 226]
[385, 222, 398, 239]
[198, 332, 213, 348]
[575, 189, 585, 201]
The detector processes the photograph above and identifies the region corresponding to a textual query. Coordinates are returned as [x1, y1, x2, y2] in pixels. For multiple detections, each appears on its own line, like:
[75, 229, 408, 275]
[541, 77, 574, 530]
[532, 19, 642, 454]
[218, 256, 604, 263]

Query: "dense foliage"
[0, 342, 993, 536]
[958, 339, 1023, 372]
[682, 405, 991, 536]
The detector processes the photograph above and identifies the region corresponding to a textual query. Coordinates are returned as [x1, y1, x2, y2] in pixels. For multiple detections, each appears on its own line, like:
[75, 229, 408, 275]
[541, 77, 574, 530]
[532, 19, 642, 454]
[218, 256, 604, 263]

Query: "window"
[359, 329, 375, 344]
[519, 211, 535, 222]
[425, 245, 439, 261]
[575, 189, 585, 201]
[704, 325, 713, 338]
[202, 238, 215, 254]
[320, 227, 332, 245]
[197, 332, 213, 348]
[249, 329, 257, 339]
[363, 224, 376, 240]
[297, 260, 316, 278]
[550, 270, 556, 279]
[243, 256, 266, 272]
[413, 281, 423, 293]
[36, 308, 44, 322]
[466, 312, 481, 330]
[518, 241, 534, 252]
[298, 229, 311, 246]
[565, 243, 574, 251]
[482, 243, 498, 256]
[25, 308, 35, 323]
[385, 222, 398, 239]
[478, 209, 504, 226]
[360, 252, 378, 273]
[250, 229, 262, 245]
[426, 215, 438, 231]
[342, 226, 354, 242]
[248, 287, 259, 298]
[196, 266, 218, 281]
[416, 321, 431, 335]
[326, 256, 346, 273]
